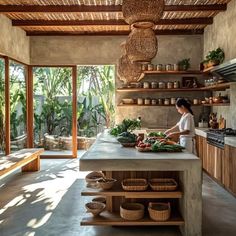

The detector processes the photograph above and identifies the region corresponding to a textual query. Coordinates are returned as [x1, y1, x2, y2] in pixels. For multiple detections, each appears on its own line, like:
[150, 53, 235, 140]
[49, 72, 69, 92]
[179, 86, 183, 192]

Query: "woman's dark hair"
[176, 98, 194, 115]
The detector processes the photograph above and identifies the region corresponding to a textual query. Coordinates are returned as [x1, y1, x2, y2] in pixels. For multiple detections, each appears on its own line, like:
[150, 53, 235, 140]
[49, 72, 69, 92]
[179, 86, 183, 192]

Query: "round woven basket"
[85, 202, 106, 216]
[120, 202, 145, 220]
[148, 202, 171, 221]
[117, 54, 142, 83]
[122, 0, 164, 25]
[126, 26, 157, 63]
[85, 171, 104, 183]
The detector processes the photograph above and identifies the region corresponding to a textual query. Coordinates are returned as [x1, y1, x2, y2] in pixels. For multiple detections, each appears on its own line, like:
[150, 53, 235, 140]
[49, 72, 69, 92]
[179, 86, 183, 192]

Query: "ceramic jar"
[148, 64, 154, 71]
[158, 81, 166, 89]
[167, 82, 174, 89]
[151, 99, 157, 105]
[174, 81, 180, 89]
[143, 82, 150, 89]
[164, 98, 170, 105]
[151, 81, 158, 89]
[137, 98, 143, 105]
[171, 98, 176, 105]
[156, 64, 163, 71]
[165, 64, 172, 71]
[144, 98, 151, 105]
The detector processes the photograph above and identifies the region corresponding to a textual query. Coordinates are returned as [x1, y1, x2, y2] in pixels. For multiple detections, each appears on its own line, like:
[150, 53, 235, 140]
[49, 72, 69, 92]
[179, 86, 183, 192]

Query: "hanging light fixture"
[122, 0, 164, 27]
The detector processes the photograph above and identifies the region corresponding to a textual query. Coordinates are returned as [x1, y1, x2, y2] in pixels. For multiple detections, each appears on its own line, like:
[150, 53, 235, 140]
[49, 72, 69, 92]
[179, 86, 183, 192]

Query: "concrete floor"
[0, 158, 236, 236]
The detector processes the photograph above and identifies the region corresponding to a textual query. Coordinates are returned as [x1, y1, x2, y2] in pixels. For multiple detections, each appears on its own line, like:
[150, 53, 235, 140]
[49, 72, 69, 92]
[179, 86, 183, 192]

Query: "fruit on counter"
[117, 132, 137, 143]
[148, 131, 165, 138]
[110, 119, 141, 136]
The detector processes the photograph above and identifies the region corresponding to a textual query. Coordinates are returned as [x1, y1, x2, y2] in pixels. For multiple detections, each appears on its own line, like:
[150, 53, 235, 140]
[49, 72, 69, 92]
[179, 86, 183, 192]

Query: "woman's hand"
[166, 132, 180, 142]
[164, 129, 171, 135]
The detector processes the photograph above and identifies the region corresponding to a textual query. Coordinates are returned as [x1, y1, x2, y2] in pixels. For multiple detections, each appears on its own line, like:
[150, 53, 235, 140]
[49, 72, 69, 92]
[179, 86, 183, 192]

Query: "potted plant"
[178, 58, 190, 71]
[205, 47, 225, 68]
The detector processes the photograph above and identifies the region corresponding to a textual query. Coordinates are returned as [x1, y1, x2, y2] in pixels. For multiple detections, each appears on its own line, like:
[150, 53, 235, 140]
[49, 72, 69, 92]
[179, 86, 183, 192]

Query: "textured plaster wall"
[0, 15, 30, 64]
[204, 0, 236, 128]
[31, 35, 203, 128]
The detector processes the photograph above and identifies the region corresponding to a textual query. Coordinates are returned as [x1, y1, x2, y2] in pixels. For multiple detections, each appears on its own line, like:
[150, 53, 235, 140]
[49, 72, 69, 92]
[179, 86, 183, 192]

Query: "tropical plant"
[206, 47, 225, 64]
[0, 59, 5, 153]
[178, 58, 190, 71]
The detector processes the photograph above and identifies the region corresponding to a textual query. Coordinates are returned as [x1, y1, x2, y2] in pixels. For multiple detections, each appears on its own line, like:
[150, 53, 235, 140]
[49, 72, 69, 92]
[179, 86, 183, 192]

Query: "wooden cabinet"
[196, 135, 236, 196]
[196, 135, 222, 182]
[223, 145, 236, 195]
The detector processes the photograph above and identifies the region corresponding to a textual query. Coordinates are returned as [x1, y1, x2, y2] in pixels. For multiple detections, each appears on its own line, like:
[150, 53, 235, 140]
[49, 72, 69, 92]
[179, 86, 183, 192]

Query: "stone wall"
[0, 15, 30, 64]
[31, 35, 204, 128]
[204, 0, 236, 128]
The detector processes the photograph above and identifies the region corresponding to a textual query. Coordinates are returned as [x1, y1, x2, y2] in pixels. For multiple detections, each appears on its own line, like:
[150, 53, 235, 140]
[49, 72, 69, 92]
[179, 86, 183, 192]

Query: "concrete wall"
[0, 15, 30, 64]
[31, 34, 204, 128]
[204, 0, 236, 128]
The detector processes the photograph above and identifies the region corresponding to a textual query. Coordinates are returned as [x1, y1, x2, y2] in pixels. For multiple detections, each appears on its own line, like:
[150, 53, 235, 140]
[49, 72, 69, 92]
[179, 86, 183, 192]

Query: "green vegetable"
[148, 132, 165, 138]
[110, 119, 141, 136]
[117, 132, 137, 143]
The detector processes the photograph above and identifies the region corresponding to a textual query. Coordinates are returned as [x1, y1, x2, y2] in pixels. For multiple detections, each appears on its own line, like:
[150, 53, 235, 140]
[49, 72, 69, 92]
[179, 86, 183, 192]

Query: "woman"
[164, 98, 196, 153]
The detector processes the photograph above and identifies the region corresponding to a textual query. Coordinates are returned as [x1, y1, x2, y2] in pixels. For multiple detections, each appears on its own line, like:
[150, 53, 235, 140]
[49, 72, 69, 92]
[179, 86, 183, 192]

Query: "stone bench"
[0, 148, 44, 179]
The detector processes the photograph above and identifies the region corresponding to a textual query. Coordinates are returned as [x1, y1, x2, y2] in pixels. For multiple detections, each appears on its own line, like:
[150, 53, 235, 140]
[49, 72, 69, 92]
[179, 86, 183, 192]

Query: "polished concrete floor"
[0, 158, 236, 236]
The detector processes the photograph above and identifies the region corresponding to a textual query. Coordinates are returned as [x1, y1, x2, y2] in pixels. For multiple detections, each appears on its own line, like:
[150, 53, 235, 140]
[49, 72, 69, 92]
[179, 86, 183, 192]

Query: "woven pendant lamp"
[122, 0, 164, 26]
[125, 25, 158, 63]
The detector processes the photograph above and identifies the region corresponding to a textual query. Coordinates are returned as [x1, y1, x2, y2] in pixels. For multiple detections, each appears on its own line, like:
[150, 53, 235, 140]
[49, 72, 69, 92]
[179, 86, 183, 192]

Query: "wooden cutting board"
[219, 116, 226, 129]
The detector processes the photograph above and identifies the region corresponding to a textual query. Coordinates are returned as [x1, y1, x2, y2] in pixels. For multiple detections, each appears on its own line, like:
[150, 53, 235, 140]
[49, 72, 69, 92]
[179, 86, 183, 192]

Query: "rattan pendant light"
[122, 0, 164, 26]
[126, 25, 158, 63]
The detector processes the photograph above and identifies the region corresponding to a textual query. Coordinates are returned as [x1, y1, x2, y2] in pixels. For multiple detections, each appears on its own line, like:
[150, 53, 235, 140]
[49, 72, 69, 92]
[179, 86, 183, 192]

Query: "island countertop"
[80, 131, 201, 171]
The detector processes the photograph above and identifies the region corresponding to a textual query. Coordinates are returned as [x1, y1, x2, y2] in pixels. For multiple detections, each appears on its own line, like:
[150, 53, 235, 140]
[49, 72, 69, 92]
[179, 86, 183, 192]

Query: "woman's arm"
[166, 129, 190, 139]
[164, 124, 179, 135]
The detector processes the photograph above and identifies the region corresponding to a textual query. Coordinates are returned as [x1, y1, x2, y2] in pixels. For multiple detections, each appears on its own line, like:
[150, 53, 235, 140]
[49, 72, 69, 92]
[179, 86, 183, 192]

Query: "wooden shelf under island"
[79, 131, 202, 236]
[81, 211, 184, 226]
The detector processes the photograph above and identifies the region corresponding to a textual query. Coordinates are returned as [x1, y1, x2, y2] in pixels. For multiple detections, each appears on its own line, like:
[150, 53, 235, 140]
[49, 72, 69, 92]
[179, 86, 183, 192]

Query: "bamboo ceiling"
[0, 0, 232, 35]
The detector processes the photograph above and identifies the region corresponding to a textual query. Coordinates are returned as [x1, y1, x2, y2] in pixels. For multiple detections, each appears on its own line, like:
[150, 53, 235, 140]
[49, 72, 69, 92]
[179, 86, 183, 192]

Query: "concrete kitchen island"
[80, 131, 202, 236]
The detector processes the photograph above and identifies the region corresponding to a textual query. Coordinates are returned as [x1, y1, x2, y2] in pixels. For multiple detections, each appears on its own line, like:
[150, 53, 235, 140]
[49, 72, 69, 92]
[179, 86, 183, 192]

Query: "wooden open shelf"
[81, 211, 184, 226]
[118, 103, 230, 107]
[82, 188, 183, 199]
[117, 82, 232, 93]
[142, 70, 203, 75]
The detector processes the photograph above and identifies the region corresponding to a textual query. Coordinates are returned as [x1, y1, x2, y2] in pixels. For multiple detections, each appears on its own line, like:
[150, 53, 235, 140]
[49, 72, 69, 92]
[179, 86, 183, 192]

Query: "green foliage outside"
[0, 59, 5, 154]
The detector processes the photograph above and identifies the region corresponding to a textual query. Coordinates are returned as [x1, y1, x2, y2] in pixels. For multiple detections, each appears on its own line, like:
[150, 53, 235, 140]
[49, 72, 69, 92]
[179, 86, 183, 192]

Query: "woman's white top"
[177, 113, 195, 139]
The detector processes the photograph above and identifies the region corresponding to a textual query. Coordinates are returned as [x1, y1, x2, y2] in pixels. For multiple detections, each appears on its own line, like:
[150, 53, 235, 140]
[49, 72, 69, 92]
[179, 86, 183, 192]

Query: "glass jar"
[141, 64, 148, 71]
[137, 98, 143, 105]
[164, 98, 170, 105]
[167, 82, 174, 89]
[151, 99, 157, 105]
[158, 98, 163, 105]
[151, 81, 158, 89]
[174, 81, 180, 89]
[173, 64, 179, 71]
[144, 98, 151, 105]
[171, 97, 176, 105]
[143, 82, 150, 89]
[148, 64, 154, 71]
[165, 64, 172, 71]
[158, 81, 166, 89]
[156, 64, 163, 71]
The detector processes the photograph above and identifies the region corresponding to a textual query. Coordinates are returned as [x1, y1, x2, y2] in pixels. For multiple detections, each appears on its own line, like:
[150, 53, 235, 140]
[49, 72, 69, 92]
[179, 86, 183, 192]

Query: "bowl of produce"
[147, 131, 166, 138]
[117, 132, 137, 147]
[136, 141, 152, 152]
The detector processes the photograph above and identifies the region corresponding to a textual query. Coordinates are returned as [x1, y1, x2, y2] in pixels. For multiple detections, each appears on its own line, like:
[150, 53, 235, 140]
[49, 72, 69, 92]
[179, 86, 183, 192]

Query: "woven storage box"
[120, 202, 145, 220]
[149, 178, 178, 191]
[148, 202, 171, 221]
[122, 178, 148, 191]
[85, 202, 106, 216]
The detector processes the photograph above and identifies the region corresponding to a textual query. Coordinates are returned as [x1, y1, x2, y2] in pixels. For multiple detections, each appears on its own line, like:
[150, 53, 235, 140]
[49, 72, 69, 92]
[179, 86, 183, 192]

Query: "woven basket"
[122, 178, 148, 191]
[148, 202, 171, 221]
[117, 54, 142, 84]
[122, 0, 164, 25]
[97, 178, 117, 190]
[126, 26, 157, 63]
[120, 142, 136, 147]
[120, 202, 145, 220]
[85, 171, 104, 183]
[92, 197, 106, 204]
[85, 202, 106, 216]
[149, 178, 178, 191]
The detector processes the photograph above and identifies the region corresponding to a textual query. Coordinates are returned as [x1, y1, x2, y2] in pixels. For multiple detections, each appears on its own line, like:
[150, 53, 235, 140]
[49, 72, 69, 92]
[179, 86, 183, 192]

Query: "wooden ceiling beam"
[26, 29, 204, 36]
[12, 18, 213, 26]
[0, 4, 227, 13]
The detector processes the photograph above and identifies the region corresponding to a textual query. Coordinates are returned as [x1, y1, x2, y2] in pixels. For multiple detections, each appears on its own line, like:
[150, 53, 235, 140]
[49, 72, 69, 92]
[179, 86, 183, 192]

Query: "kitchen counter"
[195, 127, 236, 147]
[80, 131, 202, 236]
